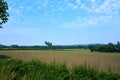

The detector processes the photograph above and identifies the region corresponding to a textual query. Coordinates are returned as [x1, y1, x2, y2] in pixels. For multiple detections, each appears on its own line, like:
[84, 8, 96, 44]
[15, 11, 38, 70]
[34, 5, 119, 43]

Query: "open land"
[0, 49, 120, 72]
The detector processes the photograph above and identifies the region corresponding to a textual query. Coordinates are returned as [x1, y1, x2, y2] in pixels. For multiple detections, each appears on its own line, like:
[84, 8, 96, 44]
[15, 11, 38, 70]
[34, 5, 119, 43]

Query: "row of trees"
[0, 41, 88, 50]
[1, 41, 120, 52]
[89, 41, 120, 52]
[0, 44, 88, 50]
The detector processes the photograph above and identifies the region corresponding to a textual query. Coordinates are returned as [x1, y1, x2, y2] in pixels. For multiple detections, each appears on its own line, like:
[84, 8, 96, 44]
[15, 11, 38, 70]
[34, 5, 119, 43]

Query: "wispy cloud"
[61, 0, 120, 28]
[61, 16, 99, 28]
[6, 0, 120, 28]
[1, 0, 120, 45]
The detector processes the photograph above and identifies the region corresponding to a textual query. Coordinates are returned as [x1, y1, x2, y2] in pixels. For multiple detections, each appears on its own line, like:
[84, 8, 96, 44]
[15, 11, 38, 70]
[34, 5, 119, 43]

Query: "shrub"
[0, 59, 120, 80]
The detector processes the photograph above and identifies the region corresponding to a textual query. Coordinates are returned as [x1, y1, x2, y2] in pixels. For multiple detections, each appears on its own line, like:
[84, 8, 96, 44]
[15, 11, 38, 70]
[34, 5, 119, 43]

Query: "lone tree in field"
[44, 41, 52, 49]
[0, 0, 9, 28]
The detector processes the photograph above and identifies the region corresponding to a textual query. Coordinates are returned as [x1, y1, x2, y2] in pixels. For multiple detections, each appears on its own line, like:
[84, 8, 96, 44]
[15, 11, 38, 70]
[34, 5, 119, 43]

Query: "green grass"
[0, 59, 120, 80]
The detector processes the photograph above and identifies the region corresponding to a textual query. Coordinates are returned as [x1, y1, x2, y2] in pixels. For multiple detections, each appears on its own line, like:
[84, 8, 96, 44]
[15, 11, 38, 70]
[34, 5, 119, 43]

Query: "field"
[0, 49, 120, 72]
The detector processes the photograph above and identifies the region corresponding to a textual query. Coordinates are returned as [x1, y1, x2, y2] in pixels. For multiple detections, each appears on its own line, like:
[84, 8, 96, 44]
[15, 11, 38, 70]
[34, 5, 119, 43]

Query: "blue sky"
[0, 0, 120, 45]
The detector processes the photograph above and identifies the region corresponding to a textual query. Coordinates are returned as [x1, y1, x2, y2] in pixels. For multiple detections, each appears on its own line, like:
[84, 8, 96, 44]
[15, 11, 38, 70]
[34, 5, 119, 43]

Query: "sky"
[0, 0, 120, 45]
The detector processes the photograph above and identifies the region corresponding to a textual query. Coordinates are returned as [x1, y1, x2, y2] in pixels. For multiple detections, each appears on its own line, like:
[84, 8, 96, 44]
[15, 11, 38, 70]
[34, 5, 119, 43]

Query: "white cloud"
[19, 6, 24, 9]
[42, 0, 48, 7]
[62, 0, 120, 28]
[61, 14, 117, 28]
[6, 0, 120, 29]
[27, 6, 32, 10]
[91, 0, 96, 3]
[62, 16, 100, 28]
[99, 15, 112, 23]
[75, 0, 81, 5]
[93, 0, 120, 15]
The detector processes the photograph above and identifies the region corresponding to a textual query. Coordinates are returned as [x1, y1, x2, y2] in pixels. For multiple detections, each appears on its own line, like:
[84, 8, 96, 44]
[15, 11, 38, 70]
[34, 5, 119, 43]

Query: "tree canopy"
[0, 0, 9, 28]
[89, 41, 120, 52]
[44, 41, 52, 49]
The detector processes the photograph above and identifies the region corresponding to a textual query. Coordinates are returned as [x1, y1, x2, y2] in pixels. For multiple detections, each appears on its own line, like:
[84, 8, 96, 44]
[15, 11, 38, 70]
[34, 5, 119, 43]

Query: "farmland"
[0, 49, 120, 71]
[0, 49, 120, 80]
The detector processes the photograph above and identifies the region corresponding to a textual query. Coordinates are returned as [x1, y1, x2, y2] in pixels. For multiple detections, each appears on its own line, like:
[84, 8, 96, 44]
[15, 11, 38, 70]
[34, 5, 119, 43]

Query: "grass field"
[0, 49, 120, 72]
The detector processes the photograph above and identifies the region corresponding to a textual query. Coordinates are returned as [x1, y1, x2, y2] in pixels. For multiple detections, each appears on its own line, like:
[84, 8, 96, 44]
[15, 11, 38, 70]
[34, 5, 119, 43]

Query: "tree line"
[0, 44, 88, 50]
[89, 41, 120, 52]
[0, 41, 120, 52]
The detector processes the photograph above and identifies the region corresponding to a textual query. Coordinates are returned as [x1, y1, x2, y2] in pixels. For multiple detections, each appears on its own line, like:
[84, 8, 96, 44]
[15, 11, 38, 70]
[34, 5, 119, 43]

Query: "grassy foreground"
[0, 50, 120, 71]
[0, 59, 120, 80]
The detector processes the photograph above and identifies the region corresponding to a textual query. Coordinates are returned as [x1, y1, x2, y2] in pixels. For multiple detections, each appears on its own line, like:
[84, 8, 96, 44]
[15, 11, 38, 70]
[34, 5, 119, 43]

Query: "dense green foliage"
[0, 59, 120, 80]
[0, 44, 88, 50]
[45, 41, 52, 49]
[0, 0, 9, 28]
[0, 41, 120, 52]
[89, 42, 120, 52]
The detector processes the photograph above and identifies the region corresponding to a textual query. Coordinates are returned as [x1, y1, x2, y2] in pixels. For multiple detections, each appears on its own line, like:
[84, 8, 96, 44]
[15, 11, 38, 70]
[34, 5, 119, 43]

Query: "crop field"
[0, 49, 120, 72]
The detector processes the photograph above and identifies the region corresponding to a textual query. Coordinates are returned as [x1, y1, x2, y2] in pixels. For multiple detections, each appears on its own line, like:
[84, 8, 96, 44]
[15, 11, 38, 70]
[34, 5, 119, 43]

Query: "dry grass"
[0, 49, 120, 72]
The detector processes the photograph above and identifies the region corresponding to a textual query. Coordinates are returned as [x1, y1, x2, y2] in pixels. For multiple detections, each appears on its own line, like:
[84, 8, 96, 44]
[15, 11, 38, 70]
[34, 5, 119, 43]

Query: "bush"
[71, 64, 99, 80]
[0, 59, 120, 80]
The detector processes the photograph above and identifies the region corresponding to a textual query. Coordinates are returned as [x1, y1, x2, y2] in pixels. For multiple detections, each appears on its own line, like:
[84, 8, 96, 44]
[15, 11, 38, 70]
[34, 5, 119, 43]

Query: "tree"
[0, 0, 9, 28]
[44, 41, 52, 49]
[116, 41, 120, 52]
[11, 45, 19, 48]
[117, 41, 120, 45]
